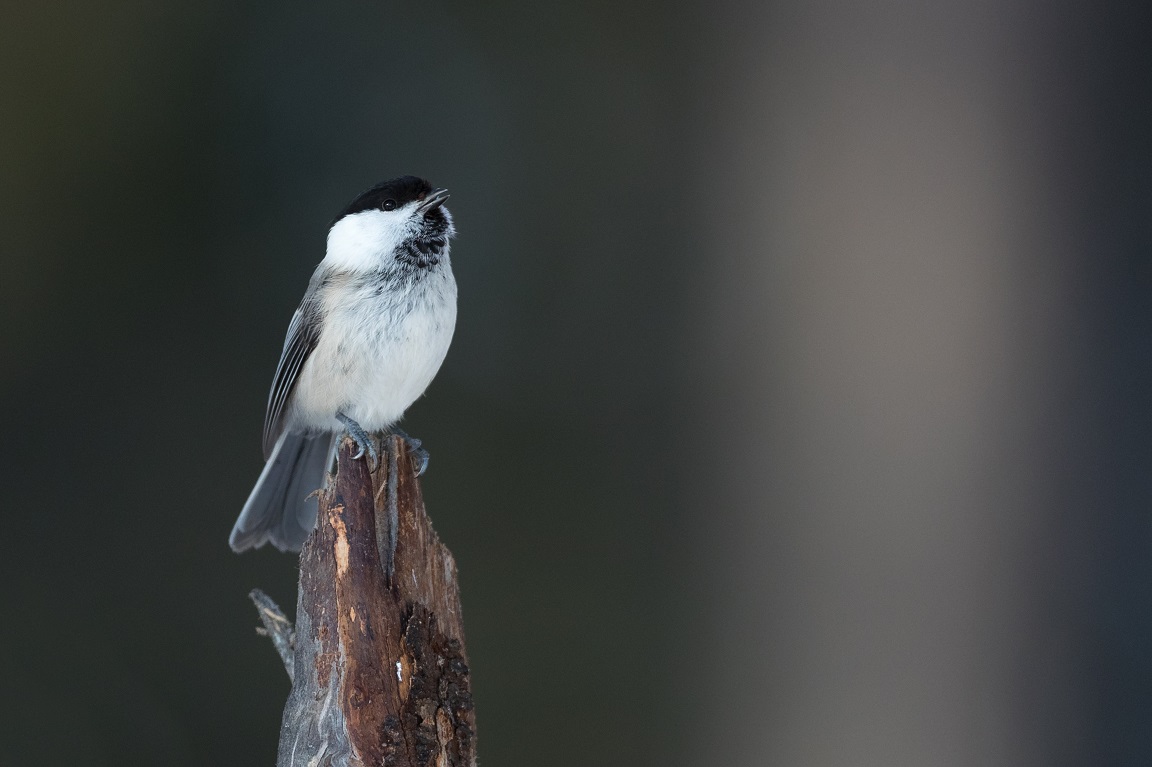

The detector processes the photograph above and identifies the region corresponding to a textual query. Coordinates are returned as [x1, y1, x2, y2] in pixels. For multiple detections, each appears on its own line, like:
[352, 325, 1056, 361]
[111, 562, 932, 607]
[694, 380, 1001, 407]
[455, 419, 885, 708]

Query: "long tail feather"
[230, 432, 335, 552]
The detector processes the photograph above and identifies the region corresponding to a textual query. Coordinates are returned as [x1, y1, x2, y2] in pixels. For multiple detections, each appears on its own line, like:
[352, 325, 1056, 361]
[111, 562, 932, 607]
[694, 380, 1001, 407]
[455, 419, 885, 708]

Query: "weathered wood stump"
[252, 435, 476, 767]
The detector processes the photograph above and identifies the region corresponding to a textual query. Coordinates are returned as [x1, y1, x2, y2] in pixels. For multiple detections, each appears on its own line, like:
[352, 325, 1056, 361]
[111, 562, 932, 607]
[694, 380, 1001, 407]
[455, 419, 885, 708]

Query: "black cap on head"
[334, 176, 434, 223]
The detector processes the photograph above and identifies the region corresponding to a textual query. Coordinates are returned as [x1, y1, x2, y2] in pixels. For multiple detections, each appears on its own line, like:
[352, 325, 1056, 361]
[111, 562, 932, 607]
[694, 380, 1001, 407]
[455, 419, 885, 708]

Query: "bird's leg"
[336, 412, 379, 471]
[388, 427, 431, 477]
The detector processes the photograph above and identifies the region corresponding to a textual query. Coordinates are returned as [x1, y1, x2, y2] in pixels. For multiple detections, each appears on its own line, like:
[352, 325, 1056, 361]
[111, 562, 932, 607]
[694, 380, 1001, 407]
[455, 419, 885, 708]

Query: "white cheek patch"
[324, 206, 415, 270]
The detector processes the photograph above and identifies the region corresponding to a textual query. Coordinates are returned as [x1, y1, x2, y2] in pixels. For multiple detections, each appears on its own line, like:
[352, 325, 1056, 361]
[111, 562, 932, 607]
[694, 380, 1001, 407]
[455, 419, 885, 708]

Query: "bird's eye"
[382, 199, 397, 211]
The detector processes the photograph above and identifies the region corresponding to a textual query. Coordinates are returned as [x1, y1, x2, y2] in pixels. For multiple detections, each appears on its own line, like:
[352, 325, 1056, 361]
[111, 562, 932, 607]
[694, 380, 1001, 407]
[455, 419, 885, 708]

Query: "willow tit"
[230, 176, 457, 552]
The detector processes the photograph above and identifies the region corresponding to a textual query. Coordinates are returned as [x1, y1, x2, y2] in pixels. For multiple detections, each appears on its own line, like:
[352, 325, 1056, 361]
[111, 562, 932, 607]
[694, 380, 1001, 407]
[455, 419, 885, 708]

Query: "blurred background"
[1, 0, 1150, 764]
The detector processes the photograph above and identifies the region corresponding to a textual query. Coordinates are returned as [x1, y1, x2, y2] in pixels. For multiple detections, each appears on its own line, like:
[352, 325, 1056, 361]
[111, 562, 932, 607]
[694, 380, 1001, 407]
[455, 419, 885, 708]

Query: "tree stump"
[251, 435, 476, 767]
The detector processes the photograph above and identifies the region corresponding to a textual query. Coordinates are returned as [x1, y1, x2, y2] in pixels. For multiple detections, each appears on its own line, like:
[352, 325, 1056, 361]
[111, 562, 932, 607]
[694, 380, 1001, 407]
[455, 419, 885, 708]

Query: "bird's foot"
[336, 412, 379, 471]
[389, 427, 430, 477]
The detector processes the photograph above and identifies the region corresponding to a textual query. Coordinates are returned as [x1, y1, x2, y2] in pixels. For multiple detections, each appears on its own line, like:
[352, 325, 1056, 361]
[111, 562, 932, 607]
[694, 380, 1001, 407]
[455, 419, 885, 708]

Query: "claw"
[389, 427, 431, 477]
[336, 412, 379, 471]
[411, 448, 430, 477]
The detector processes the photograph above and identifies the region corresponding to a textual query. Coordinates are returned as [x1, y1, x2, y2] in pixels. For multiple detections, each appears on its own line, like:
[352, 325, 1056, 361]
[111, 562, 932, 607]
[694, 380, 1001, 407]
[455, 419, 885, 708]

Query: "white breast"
[287, 265, 457, 433]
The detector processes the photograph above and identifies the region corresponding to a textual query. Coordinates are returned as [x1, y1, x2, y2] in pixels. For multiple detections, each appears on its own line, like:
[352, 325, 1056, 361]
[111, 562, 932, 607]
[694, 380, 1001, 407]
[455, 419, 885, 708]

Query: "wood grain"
[272, 435, 476, 767]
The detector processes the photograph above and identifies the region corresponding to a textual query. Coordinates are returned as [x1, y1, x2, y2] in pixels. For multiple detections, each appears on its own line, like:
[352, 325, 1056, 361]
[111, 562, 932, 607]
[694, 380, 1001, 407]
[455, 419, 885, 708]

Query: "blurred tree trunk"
[254, 436, 476, 767]
[689, 1, 1087, 764]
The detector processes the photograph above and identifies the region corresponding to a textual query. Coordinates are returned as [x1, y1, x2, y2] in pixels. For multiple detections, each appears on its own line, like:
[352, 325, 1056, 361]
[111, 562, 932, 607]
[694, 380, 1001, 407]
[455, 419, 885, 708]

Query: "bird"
[230, 175, 457, 552]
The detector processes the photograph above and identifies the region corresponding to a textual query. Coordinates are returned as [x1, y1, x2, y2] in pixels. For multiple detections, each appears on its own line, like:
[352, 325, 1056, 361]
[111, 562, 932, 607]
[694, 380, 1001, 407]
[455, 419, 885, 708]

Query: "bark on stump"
[252, 435, 476, 767]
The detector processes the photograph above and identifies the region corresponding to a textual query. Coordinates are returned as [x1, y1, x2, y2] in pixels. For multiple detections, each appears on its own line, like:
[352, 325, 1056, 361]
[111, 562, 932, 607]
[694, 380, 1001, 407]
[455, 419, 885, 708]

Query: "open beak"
[417, 188, 450, 214]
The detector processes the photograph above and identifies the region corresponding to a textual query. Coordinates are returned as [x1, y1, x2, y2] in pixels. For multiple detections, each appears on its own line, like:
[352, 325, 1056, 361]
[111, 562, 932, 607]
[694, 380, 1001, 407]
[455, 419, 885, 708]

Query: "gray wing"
[262, 283, 325, 459]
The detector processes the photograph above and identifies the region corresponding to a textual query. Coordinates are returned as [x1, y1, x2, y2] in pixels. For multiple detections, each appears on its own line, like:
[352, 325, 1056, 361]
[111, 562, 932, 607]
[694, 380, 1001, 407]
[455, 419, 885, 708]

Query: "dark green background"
[2, 1, 1151, 765]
